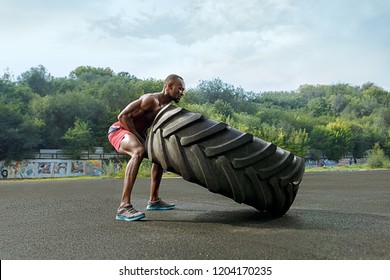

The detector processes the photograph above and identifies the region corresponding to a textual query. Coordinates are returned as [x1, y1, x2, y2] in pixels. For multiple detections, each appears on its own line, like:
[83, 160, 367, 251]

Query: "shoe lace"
[119, 204, 141, 215]
[127, 207, 140, 214]
[124, 205, 142, 215]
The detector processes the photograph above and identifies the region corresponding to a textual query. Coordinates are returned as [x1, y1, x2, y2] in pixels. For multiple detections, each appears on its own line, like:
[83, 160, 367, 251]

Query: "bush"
[102, 160, 124, 178]
[103, 158, 154, 178]
[137, 159, 153, 178]
[367, 143, 390, 168]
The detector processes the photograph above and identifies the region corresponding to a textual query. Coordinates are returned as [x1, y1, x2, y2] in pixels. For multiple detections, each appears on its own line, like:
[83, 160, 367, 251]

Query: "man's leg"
[147, 163, 175, 210]
[150, 163, 163, 201]
[119, 154, 142, 207]
[118, 134, 145, 208]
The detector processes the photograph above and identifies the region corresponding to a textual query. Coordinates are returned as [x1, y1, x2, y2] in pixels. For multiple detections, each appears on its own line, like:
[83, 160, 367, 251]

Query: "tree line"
[1, 65, 389, 162]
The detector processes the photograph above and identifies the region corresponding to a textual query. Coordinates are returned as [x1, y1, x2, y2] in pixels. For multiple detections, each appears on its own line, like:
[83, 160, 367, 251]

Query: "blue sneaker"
[116, 204, 145, 221]
[146, 199, 175, 210]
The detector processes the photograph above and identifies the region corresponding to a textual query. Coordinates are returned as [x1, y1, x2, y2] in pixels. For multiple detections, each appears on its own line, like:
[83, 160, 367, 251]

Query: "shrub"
[102, 160, 123, 178]
[367, 143, 390, 168]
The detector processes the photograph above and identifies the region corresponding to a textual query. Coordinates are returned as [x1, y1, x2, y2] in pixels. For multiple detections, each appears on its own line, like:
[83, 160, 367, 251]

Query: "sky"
[1, 0, 389, 92]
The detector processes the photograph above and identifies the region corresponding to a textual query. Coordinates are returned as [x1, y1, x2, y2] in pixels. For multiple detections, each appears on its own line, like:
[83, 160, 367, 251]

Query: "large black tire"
[146, 105, 305, 216]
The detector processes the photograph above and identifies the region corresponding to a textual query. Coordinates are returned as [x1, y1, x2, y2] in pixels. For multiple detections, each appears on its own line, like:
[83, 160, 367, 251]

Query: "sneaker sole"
[146, 206, 176, 211]
[115, 213, 145, 221]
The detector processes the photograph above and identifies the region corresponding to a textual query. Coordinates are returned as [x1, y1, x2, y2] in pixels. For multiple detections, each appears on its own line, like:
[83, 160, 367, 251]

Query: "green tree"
[311, 119, 354, 161]
[3, 65, 390, 164]
[307, 97, 331, 117]
[330, 94, 348, 116]
[0, 103, 43, 159]
[195, 78, 248, 111]
[284, 129, 310, 157]
[362, 85, 389, 106]
[62, 118, 94, 159]
[255, 125, 309, 157]
[197, 78, 234, 104]
[367, 143, 390, 168]
[213, 99, 234, 121]
[18, 65, 52, 96]
[69, 66, 114, 81]
[383, 129, 390, 157]
[256, 124, 285, 147]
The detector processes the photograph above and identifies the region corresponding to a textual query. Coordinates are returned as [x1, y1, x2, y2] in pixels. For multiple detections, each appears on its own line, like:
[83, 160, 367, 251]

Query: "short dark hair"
[164, 74, 183, 85]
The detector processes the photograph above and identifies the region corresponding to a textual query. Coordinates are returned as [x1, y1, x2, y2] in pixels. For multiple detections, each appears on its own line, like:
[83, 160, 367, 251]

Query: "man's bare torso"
[130, 93, 166, 134]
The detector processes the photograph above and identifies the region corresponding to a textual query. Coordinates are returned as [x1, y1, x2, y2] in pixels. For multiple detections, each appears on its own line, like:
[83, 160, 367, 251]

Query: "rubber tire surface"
[146, 105, 305, 216]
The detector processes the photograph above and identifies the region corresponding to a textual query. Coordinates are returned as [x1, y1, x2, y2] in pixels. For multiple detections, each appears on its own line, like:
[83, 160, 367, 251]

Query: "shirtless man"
[108, 74, 185, 221]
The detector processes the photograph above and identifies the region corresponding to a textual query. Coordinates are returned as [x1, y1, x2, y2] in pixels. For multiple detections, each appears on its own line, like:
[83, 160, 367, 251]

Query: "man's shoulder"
[142, 92, 160, 98]
[139, 93, 160, 110]
[139, 92, 159, 101]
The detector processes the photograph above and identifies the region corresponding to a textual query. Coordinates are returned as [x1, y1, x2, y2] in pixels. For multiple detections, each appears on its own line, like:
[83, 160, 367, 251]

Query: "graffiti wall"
[0, 159, 103, 179]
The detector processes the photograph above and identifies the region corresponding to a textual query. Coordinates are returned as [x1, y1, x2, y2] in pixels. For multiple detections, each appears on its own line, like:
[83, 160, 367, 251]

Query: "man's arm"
[118, 95, 158, 143]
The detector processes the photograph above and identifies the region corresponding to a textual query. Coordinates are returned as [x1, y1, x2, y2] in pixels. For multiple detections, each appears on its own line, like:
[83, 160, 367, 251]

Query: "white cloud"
[1, 0, 389, 92]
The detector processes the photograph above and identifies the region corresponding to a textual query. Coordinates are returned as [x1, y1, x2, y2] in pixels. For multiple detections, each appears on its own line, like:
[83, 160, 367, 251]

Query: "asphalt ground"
[0, 170, 389, 260]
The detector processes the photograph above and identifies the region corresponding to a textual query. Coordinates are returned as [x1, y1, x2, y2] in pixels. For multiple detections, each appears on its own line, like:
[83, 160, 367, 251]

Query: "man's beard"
[171, 96, 180, 103]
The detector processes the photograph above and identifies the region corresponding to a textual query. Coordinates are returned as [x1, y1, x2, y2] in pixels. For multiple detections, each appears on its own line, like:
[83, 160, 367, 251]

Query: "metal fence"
[32, 151, 121, 160]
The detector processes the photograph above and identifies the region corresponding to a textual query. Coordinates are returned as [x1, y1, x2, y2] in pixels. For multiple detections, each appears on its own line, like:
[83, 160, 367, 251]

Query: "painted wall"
[0, 159, 103, 179]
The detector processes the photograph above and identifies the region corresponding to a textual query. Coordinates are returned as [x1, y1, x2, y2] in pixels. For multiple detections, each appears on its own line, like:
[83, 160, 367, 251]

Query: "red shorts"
[108, 129, 131, 152]
[108, 121, 147, 152]
[108, 121, 131, 152]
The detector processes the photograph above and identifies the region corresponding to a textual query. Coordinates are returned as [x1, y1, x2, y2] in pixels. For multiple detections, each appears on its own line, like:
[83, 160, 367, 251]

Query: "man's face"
[169, 79, 185, 103]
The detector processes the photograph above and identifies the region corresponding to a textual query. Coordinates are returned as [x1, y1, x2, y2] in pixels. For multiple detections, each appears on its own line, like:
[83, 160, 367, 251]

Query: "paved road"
[0, 170, 389, 260]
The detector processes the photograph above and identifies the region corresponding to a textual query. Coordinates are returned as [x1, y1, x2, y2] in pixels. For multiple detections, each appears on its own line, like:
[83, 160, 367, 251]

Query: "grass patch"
[304, 163, 388, 172]
[4, 161, 388, 183]
[0, 176, 104, 183]
[102, 158, 181, 179]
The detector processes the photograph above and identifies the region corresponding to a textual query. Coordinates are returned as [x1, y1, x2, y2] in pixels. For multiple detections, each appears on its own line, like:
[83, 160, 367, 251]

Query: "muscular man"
[108, 74, 185, 221]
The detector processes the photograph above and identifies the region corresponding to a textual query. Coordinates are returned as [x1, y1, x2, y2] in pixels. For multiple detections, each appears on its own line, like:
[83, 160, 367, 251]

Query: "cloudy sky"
[1, 0, 389, 92]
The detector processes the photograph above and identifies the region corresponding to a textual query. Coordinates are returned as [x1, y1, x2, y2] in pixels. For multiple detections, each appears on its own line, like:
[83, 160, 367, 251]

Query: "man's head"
[164, 74, 185, 103]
